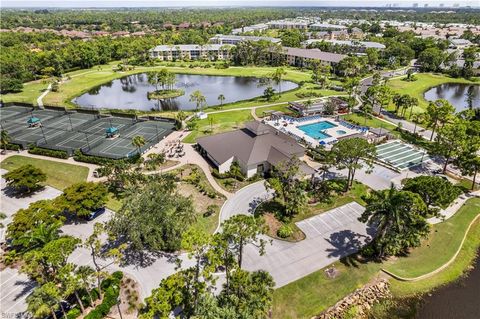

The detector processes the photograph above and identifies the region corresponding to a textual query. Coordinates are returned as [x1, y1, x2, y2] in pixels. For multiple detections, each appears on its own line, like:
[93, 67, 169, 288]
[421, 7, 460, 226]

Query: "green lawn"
[387, 73, 478, 115]
[182, 109, 253, 143]
[1, 80, 50, 105]
[293, 181, 369, 223]
[273, 259, 383, 319]
[272, 198, 480, 319]
[383, 198, 480, 278]
[0, 155, 89, 190]
[341, 113, 397, 132]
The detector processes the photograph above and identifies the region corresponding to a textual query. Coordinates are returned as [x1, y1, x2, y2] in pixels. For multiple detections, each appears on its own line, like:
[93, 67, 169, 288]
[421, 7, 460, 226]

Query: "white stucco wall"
[218, 156, 235, 174]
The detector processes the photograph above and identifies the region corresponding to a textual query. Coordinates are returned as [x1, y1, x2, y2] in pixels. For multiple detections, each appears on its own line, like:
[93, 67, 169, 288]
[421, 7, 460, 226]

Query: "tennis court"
[11, 112, 95, 147]
[1, 105, 175, 159]
[0, 105, 33, 120]
[376, 140, 430, 170]
[1, 109, 63, 135]
[84, 120, 174, 158]
[41, 117, 135, 154]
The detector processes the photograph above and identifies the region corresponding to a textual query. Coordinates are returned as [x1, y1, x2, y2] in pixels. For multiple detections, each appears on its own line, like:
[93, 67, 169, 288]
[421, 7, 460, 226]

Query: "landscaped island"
[147, 88, 185, 100]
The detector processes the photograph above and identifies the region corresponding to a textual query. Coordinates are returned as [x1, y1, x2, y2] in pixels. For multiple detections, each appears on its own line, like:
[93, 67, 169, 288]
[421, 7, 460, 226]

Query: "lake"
[416, 251, 480, 319]
[424, 83, 479, 111]
[72, 73, 298, 111]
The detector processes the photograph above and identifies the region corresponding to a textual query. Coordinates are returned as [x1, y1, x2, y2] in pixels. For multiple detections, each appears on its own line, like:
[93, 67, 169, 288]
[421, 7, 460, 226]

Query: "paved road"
[0, 267, 34, 318]
[220, 182, 373, 287]
[0, 169, 62, 242]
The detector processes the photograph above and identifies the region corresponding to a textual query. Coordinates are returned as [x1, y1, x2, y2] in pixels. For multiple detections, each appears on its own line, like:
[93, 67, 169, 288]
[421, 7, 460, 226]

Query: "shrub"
[84, 272, 123, 319]
[28, 146, 68, 159]
[277, 225, 293, 238]
[66, 308, 81, 319]
[1, 143, 21, 151]
[204, 204, 218, 217]
[295, 91, 323, 98]
[73, 150, 112, 165]
[2, 249, 18, 265]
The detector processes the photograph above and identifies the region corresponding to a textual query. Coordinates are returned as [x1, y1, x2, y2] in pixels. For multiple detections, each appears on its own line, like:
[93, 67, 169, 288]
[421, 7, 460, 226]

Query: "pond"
[424, 83, 479, 112]
[72, 73, 298, 111]
[415, 251, 480, 319]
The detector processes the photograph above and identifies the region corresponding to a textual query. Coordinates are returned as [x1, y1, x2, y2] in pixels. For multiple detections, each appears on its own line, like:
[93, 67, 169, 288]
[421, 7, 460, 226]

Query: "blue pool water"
[298, 121, 337, 140]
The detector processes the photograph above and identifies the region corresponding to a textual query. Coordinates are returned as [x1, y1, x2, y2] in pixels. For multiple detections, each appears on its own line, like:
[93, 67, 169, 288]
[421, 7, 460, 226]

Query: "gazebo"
[106, 126, 119, 138]
[27, 116, 41, 127]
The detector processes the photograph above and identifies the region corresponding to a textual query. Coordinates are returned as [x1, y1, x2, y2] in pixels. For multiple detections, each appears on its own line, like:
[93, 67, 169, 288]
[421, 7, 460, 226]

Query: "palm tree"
[131, 135, 146, 155]
[15, 221, 62, 251]
[27, 282, 61, 319]
[217, 94, 225, 107]
[189, 90, 206, 110]
[359, 185, 429, 259]
[147, 71, 160, 91]
[411, 113, 424, 135]
[1, 129, 11, 154]
[271, 68, 287, 94]
[58, 264, 86, 313]
[77, 265, 96, 307]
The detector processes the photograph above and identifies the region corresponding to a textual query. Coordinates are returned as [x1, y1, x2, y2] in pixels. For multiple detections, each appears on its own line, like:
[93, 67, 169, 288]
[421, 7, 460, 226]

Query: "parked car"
[87, 207, 106, 221]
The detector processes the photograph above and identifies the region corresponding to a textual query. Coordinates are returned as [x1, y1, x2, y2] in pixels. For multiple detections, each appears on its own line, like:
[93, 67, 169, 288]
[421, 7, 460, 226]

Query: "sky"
[2, 0, 479, 8]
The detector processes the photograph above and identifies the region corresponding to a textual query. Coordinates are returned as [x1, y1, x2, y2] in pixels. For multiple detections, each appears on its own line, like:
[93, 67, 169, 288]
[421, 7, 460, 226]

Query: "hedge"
[84, 271, 123, 319]
[28, 146, 69, 159]
[66, 308, 81, 319]
[1, 143, 21, 151]
[73, 150, 113, 165]
[73, 150, 141, 166]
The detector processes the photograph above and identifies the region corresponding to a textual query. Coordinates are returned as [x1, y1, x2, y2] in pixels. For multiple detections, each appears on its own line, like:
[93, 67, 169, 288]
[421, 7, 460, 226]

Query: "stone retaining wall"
[313, 279, 390, 319]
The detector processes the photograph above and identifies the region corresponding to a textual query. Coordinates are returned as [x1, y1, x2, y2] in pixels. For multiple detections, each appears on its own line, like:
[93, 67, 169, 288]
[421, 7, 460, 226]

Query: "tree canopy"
[4, 164, 47, 194]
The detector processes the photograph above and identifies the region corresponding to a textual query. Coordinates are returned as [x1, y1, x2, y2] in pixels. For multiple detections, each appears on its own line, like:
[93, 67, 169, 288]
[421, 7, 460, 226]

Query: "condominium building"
[267, 19, 309, 30]
[209, 34, 281, 45]
[309, 23, 348, 31]
[279, 47, 346, 68]
[149, 44, 234, 61]
[304, 40, 386, 53]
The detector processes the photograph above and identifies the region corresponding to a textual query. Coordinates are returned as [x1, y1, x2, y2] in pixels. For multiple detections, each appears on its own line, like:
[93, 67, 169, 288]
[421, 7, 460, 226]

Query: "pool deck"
[266, 116, 362, 147]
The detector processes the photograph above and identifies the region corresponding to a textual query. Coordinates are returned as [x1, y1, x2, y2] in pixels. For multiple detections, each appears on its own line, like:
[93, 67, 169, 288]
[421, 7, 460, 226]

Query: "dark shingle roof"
[197, 121, 305, 167]
[283, 47, 346, 63]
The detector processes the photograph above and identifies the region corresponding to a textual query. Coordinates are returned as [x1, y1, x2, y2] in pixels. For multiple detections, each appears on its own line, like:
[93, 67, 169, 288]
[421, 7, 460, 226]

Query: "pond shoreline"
[71, 72, 299, 111]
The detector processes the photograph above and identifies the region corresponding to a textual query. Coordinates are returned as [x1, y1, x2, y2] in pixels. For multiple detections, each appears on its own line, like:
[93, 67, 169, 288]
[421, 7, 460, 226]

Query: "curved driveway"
[219, 181, 372, 287]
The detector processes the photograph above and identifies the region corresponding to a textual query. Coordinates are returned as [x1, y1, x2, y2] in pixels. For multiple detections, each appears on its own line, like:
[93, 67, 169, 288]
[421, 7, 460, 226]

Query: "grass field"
[182, 109, 253, 143]
[341, 113, 398, 132]
[272, 198, 480, 319]
[387, 73, 478, 115]
[383, 197, 480, 278]
[0, 155, 89, 190]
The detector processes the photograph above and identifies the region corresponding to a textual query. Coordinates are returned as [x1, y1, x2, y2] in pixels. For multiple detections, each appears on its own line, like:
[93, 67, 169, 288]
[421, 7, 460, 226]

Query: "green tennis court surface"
[1, 105, 175, 159]
[376, 140, 430, 170]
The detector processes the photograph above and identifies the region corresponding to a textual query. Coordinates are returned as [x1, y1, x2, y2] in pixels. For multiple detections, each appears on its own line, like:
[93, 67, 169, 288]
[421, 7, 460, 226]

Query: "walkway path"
[428, 190, 480, 224]
[36, 83, 51, 108]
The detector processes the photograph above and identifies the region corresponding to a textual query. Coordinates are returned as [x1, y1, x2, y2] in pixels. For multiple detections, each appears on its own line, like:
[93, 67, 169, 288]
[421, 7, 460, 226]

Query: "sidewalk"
[427, 190, 480, 224]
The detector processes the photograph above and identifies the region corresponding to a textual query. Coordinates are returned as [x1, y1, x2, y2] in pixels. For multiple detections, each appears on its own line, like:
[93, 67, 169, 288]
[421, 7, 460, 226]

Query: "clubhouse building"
[197, 121, 313, 178]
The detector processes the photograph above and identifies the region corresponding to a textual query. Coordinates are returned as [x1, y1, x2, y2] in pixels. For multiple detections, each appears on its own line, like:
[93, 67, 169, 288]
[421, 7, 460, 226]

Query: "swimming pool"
[298, 121, 337, 140]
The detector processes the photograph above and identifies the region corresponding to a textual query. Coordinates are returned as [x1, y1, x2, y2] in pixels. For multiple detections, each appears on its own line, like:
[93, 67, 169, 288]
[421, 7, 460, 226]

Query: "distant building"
[267, 19, 309, 30]
[209, 34, 281, 45]
[449, 38, 473, 49]
[197, 121, 312, 178]
[304, 39, 386, 53]
[232, 23, 269, 35]
[309, 23, 348, 32]
[149, 44, 234, 61]
[279, 47, 346, 69]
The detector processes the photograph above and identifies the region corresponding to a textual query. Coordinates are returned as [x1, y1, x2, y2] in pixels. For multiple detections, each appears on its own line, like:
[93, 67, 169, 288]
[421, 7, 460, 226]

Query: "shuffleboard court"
[376, 140, 430, 170]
